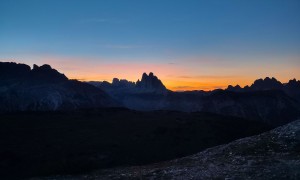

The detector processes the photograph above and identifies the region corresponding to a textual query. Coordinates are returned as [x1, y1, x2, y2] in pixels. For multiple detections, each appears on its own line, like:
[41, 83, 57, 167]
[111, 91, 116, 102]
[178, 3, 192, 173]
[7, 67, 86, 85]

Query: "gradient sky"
[1, 0, 300, 90]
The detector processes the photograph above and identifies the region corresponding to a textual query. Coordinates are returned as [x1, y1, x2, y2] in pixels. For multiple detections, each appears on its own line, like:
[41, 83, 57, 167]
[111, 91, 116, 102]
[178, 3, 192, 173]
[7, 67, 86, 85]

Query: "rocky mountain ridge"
[227, 77, 300, 102]
[0, 62, 118, 111]
[1, 61, 299, 125]
[88, 72, 167, 94]
[89, 74, 300, 125]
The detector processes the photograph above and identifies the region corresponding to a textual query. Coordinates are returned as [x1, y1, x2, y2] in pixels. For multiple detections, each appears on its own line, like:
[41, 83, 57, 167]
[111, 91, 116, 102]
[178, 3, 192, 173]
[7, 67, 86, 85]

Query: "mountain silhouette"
[0, 62, 31, 80]
[30, 64, 68, 83]
[250, 77, 283, 90]
[226, 77, 300, 102]
[89, 74, 300, 125]
[0, 62, 68, 83]
[89, 72, 167, 93]
[0, 62, 119, 111]
[1, 61, 300, 125]
[136, 72, 167, 92]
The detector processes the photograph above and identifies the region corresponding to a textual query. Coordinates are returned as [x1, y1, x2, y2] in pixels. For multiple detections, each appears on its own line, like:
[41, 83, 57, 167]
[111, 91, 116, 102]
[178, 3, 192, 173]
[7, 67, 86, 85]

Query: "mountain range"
[226, 77, 300, 102]
[89, 72, 300, 126]
[1, 61, 300, 125]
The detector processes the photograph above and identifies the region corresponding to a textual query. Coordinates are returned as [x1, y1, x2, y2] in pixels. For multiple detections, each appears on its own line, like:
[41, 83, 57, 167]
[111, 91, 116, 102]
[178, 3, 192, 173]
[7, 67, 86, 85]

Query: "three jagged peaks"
[136, 72, 167, 92]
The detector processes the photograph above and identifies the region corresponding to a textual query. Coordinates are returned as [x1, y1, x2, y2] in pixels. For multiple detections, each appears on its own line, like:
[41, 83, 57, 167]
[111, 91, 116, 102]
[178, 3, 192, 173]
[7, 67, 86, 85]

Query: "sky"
[1, 0, 300, 91]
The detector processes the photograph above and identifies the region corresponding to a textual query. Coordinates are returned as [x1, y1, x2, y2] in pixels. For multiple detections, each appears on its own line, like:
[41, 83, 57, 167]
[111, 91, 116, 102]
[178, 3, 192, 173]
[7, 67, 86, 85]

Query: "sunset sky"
[1, 0, 300, 90]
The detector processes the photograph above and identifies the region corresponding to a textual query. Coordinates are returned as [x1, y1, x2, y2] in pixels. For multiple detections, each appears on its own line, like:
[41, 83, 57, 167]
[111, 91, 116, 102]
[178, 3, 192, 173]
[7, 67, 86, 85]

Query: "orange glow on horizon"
[10, 55, 300, 91]
[66, 73, 266, 91]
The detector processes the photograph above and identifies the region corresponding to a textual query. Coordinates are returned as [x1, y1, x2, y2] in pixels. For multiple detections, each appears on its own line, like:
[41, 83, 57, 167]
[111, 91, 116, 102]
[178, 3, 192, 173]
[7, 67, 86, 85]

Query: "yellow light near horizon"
[22, 55, 300, 91]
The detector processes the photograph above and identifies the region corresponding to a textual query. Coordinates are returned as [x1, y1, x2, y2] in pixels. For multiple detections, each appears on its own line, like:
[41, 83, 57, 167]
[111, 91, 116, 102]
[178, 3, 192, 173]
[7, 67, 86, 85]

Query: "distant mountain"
[87, 72, 169, 107]
[1, 61, 299, 125]
[88, 72, 167, 94]
[0, 62, 119, 111]
[226, 85, 243, 92]
[252, 77, 283, 90]
[226, 77, 300, 102]
[88, 74, 300, 125]
[136, 72, 167, 93]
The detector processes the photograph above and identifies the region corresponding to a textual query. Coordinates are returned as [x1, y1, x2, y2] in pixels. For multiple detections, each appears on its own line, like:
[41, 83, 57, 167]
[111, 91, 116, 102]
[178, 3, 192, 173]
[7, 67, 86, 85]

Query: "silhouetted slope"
[202, 90, 300, 126]
[0, 109, 269, 179]
[0, 62, 118, 111]
[81, 119, 300, 179]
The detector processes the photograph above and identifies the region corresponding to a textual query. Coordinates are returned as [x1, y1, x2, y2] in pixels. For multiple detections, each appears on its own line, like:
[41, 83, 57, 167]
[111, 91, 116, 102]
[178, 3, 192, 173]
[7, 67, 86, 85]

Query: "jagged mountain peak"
[251, 77, 283, 90]
[287, 78, 300, 86]
[136, 72, 167, 92]
[111, 78, 135, 88]
[226, 84, 242, 91]
[0, 61, 119, 111]
[227, 77, 285, 92]
[0, 62, 68, 83]
[0, 62, 31, 80]
[30, 64, 68, 82]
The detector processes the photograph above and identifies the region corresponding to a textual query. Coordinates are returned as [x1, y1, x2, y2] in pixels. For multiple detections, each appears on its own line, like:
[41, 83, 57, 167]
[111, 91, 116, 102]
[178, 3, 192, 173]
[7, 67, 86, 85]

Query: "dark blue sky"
[1, 0, 299, 90]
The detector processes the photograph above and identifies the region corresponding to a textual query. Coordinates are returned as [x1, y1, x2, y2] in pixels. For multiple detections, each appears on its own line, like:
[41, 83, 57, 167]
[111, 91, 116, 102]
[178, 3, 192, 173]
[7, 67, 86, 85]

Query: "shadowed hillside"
[0, 108, 269, 179]
[72, 119, 300, 179]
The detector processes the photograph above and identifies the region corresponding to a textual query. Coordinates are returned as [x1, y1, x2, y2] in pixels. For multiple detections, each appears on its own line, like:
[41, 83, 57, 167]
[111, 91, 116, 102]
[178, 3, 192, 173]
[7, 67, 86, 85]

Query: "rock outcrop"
[136, 72, 167, 93]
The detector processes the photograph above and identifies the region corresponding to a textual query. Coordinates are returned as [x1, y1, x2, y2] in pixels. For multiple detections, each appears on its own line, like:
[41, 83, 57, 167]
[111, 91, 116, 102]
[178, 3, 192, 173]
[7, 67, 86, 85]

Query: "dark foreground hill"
[46, 119, 300, 180]
[0, 108, 269, 179]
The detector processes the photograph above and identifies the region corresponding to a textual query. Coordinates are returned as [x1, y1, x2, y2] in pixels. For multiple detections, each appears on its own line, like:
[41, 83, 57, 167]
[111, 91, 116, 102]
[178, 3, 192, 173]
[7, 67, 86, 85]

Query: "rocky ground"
[35, 120, 300, 180]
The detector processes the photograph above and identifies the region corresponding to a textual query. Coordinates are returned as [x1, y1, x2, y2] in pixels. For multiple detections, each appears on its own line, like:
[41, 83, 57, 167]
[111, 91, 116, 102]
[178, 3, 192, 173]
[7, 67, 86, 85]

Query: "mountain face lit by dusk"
[0, 0, 299, 91]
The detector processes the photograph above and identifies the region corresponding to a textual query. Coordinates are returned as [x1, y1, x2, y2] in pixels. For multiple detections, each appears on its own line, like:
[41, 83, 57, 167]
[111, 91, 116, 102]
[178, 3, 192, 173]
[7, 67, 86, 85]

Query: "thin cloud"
[84, 18, 110, 23]
[79, 18, 128, 24]
[173, 86, 195, 89]
[103, 45, 141, 49]
[177, 75, 237, 79]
